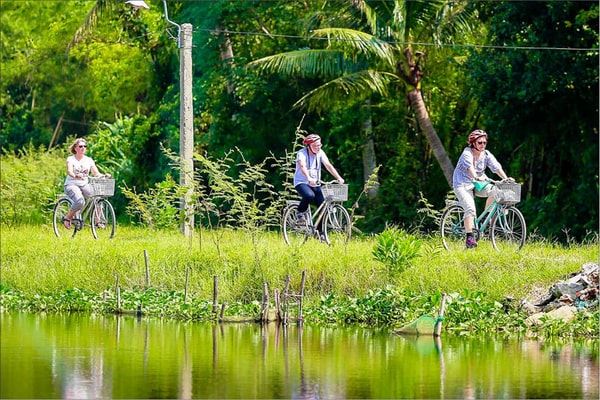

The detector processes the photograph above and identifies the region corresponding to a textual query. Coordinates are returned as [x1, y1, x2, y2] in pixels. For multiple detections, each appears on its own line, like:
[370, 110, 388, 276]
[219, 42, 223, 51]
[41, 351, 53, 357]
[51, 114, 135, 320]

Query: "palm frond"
[248, 49, 351, 78]
[67, 0, 114, 52]
[351, 0, 378, 35]
[310, 28, 396, 67]
[293, 70, 399, 112]
[392, 0, 406, 43]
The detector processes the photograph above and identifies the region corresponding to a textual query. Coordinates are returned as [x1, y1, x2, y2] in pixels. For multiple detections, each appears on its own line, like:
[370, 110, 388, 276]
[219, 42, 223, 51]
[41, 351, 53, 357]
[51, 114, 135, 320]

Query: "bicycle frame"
[474, 200, 500, 235]
[69, 197, 98, 230]
[304, 196, 336, 236]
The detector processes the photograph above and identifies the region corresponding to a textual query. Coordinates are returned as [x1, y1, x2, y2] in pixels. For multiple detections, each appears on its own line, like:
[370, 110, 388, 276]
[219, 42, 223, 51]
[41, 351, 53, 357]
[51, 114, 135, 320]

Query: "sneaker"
[465, 236, 477, 249]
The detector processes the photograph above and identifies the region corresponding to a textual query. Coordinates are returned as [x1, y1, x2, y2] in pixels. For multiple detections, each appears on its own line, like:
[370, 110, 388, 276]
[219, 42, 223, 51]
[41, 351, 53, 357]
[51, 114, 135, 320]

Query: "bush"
[0, 145, 65, 225]
[372, 227, 422, 274]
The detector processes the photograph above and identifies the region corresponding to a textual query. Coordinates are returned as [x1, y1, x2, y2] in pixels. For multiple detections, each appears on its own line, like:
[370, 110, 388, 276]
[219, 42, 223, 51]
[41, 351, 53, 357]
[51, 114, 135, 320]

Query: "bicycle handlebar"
[319, 179, 342, 185]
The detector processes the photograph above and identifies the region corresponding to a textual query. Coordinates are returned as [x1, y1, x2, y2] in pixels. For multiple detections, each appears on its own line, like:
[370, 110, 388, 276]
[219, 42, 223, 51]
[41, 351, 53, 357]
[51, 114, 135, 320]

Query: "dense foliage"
[1, 0, 597, 240]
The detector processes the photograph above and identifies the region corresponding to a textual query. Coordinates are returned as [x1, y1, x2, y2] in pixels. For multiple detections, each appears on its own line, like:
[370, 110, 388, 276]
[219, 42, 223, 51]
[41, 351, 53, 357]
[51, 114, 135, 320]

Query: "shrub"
[0, 145, 65, 225]
[372, 227, 422, 274]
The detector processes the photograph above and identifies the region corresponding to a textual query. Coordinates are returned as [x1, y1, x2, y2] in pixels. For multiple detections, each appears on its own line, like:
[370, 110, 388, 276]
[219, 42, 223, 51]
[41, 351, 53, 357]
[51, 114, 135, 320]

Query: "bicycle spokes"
[52, 198, 76, 238]
[491, 206, 526, 251]
[440, 205, 466, 251]
[323, 204, 351, 246]
[282, 206, 310, 246]
[91, 199, 116, 239]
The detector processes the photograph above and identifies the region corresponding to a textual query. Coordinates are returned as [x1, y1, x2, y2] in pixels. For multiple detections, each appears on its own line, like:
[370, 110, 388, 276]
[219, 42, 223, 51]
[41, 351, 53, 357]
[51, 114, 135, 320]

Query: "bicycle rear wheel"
[53, 198, 76, 238]
[491, 206, 526, 251]
[440, 205, 466, 251]
[91, 198, 116, 239]
[282, 205, 310, 246]
[323, 204, 351, 246]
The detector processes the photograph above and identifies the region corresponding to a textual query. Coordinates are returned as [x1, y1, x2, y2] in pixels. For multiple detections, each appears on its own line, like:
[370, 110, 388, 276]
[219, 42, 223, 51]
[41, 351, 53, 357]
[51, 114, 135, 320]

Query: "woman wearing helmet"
[293, 132, 344, 226]
[452, 129, 510, 248]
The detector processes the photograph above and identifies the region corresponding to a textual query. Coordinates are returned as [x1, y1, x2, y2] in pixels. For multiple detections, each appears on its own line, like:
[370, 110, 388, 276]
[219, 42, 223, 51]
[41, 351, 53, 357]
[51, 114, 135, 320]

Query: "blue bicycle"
[440, 179, 526, 251]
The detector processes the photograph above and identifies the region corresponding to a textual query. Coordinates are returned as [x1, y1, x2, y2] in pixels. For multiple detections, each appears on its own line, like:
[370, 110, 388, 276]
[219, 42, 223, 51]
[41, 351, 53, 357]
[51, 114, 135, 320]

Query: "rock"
[525, 305, 577, 326]
[525, 312, 545, 326]
[520, 300, 540, 315]
[546, 305, 577, 322]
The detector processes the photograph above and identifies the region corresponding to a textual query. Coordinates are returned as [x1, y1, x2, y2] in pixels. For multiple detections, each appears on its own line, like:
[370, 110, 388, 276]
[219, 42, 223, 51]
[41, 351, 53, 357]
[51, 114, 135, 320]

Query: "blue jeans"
[295, 183, 324, 213]
[295, 183, 324, 232]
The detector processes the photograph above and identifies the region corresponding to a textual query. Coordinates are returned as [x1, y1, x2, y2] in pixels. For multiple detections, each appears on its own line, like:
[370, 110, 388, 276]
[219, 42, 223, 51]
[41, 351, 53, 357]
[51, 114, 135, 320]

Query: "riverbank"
[1, 225, 598, 339]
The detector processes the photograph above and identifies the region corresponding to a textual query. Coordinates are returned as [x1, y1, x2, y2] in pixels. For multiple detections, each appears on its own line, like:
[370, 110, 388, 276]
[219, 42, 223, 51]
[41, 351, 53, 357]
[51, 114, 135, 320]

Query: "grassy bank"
[1, 225, 598, 338]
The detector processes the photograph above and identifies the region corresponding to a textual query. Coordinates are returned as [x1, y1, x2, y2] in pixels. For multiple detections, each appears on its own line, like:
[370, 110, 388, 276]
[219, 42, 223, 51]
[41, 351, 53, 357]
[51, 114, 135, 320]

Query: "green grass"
[2, 224, 596, 303]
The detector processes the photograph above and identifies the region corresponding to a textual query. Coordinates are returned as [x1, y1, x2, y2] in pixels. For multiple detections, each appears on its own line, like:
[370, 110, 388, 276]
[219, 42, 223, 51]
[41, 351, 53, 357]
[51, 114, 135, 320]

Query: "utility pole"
[179, 23, 194, 237]
[127, 1, 194, 237]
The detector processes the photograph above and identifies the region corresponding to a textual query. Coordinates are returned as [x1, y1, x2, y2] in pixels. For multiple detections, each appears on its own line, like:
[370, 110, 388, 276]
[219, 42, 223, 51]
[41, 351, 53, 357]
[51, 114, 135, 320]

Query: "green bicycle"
[440, 179, 526, 251]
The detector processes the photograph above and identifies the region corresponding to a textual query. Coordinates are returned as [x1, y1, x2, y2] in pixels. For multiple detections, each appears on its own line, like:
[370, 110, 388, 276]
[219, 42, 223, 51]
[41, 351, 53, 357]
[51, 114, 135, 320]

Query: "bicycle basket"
[89, 177, 115, 197]
[494, 181, 521, 205]
[321, 184, 348, 201]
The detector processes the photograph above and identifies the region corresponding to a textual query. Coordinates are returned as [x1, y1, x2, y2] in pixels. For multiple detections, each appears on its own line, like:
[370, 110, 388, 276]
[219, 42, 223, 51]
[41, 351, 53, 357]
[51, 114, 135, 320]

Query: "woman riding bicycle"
[62, 138, 108, 229]
[294, 133, 344, 225]
[452, 129, 511, 248]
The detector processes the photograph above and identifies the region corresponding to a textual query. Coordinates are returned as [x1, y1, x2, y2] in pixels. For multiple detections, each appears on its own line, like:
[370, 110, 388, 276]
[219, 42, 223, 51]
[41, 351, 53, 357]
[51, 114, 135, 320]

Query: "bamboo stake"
[274, 289, 281, 322]
[184, 267, 190, 304]
[143, 250, 150, 288]
[115, 275, 121, 312]
[282, 275, 291, 325]
[298, 270, 306, 324]
[434, 293, 448, 337]
[212, 275, 219, 315]
[262, 282, 269, 322]
[219, 303, 226, 322]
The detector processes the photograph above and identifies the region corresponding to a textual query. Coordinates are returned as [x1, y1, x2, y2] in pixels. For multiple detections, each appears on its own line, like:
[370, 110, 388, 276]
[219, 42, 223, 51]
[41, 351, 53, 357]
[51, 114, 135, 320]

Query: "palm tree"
[250, 0, 477, 186]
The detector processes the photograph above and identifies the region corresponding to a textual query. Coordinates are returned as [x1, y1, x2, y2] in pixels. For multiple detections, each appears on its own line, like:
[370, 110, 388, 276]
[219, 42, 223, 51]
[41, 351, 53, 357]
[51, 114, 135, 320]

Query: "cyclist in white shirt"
[62, 138, 107, 229]
[452, 129, 510, 248]
[294, 133, 344, 225]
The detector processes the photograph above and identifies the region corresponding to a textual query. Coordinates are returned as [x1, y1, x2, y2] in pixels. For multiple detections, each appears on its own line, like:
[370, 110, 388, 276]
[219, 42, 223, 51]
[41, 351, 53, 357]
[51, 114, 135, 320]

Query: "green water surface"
[1, 313, 597, 399]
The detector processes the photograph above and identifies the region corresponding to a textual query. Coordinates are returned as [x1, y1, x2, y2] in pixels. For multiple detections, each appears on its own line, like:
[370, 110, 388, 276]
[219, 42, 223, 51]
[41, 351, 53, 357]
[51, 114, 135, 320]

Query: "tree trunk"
[361, 101, 379, 198]
[217, 27, 235, 95]
[407, 89, 454, 186]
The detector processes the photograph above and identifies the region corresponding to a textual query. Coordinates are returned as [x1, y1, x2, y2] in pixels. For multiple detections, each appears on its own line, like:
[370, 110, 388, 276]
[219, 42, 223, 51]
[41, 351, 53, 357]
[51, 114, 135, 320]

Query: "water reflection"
[1, 313, 598, 399]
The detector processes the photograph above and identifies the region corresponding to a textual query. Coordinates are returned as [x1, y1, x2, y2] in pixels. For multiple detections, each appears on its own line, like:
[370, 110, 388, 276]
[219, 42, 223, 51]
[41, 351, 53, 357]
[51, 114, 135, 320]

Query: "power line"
[194, 27, 599, 52]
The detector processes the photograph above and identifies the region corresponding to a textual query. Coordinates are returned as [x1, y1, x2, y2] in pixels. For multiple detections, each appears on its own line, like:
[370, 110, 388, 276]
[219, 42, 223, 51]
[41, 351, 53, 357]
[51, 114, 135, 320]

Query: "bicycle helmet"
[303, 133, 321, 146]
[467, 129, 488, 146]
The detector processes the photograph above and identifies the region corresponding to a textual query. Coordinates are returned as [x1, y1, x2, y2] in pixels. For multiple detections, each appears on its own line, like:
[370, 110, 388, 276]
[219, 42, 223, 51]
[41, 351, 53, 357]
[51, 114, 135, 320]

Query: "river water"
[1, 313, 597, 399]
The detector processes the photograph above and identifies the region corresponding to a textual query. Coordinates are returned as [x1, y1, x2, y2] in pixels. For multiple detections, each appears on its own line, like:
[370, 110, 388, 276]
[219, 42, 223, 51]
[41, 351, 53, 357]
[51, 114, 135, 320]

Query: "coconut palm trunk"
[361, 100, 379, 198]
[407, 88, 454, 186]
[400, 48, 454, 186]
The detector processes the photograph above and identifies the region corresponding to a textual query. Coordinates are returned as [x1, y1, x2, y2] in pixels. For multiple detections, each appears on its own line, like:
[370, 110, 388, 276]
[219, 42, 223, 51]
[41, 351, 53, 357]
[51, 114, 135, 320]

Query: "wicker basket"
[494, 181, 521, 205]
[89, 177, 115, 197]
[321, 184, 348, 201]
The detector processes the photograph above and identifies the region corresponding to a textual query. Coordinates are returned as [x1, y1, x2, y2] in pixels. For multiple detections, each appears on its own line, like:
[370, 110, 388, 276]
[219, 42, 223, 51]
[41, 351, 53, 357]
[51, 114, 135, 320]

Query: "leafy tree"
[249, 0, 480, 186]
[467, 1, 599, 239]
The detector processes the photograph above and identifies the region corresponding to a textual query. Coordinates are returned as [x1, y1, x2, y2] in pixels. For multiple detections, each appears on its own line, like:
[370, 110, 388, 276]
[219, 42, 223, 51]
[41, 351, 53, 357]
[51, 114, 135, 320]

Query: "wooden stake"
[298, 270, 306, 324]
[283, 275, 290, 325]
[219, 303, 226, 321]
[274, 289, 281, 322]
[184, 267, 190, 304]
[212, 275, 219, 315]
[434, 293, 448, 337]
[262, 282, 269, 322]
[115, 275, 121, 312]
[144, 250, 150, 288]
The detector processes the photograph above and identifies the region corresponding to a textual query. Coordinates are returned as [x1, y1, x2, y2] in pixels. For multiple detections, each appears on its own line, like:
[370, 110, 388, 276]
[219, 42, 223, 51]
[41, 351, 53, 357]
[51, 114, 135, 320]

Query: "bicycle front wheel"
[282, 205, 309, 246]
[323, 204, 351, 246]
[491, 206, 526, 251]
[91, 198, 116, 239]
[53, 198, 76, 238]
[440, 205, 466, 251]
